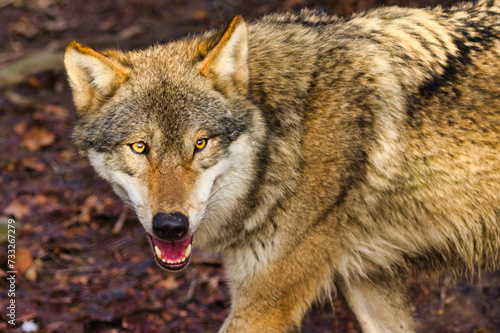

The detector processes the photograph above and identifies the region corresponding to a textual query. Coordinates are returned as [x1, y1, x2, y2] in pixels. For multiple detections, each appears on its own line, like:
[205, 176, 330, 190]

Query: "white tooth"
[184, 244, 192, 259]
[181, 257, 186, 263]
[155, 246, 162, 259]
[162, 258, 166, 263]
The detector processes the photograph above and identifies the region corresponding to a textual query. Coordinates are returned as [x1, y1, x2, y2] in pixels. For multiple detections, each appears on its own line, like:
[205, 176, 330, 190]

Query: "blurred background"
[0, 0, 499, 332]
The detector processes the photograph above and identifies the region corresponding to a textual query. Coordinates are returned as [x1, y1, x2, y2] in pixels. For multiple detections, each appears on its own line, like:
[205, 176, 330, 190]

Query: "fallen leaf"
[5, 198, 30, 219]
[17, 247, 33, 275]
[192, 9, 208, 20]
[43, 104, 70, 119]
[46, 321, 66, 333]
[207, 276, 221, 291]
[5, 195, 61, 219]
[58, 150, 75, 162]
[14, 120, 28, 135]
[45, 18, 70, 32]
[16, 311, 37, 323]
[22, 127, 56, 151]
[78, 195, 105, 223]
[6, 162, 15, 172]
[21, 156, 46, 172]
[27, 74, 42, 88]
[32, 194, 51, 205]
[25, 259, 42, 282]
[8, 16, 39, 39]
[156, 275, 179, 291]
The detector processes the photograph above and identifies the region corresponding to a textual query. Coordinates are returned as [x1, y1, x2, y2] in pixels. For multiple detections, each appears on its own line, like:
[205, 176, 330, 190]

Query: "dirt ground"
[0, 0, 499, 332]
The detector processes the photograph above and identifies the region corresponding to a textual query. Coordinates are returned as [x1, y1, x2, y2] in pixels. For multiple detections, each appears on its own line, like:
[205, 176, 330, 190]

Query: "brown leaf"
[16, 247, 33, 275]
[43, 104, 70, 119]
[192, 9, 208, 20]
[6, 161, 15, 172]
[5, 195, 61, 219]
[14, 120, 28, 135]
[58, 150, 75, 162]
[207, 276, 221, 291]
[5, 198, 30, 219]
[47, 321, 66, 333]
[156, 275, 180, 291]
[78, 195, 105, 223]
[16, 311, 37, 322]
[27, 76, 43, 89]
[32, 194, 51, 205]
[8, 16, 39, 39]
[22, 127, 56, 151]
[21, 156, 46, 172]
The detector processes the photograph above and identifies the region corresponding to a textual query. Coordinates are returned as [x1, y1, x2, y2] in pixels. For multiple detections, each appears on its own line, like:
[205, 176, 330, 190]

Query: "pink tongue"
[152, 236, 192, 261]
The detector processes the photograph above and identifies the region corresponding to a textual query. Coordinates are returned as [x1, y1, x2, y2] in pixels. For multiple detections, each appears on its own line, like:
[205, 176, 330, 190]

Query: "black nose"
[152, 212, 189, 241]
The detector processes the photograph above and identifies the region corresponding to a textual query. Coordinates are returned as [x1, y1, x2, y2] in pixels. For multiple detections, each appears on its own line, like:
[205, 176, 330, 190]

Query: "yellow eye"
[130, 141, 148, 154]
[195, 139, 207, 152]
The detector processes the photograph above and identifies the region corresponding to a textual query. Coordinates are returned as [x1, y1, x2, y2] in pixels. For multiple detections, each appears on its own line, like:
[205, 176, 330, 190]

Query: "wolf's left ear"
[199, 15, 249, 96]
[64, 41, 130, 113]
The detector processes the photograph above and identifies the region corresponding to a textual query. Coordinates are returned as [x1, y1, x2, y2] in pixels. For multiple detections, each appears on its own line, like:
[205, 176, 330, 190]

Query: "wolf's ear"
[199, 15, 248, 96]
[64, 41, 130, 112]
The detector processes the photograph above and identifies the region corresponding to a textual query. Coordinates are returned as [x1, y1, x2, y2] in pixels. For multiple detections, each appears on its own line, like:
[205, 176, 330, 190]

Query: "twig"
[0, 24, 146, 89]
[183, 268, 198, 303]
[55, 265, 103, 273]
[0, 50, 64, 88]
[112, 206, 129, 234]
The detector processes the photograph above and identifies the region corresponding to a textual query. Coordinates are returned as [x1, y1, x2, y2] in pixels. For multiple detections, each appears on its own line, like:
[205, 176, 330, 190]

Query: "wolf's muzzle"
[152, 212, 189, 241]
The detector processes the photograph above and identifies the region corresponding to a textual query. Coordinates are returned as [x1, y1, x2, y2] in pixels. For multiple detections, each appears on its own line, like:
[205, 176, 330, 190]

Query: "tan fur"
[64, 41, 130, 112]
[200, 15, 249, 96]
[66, 1, 500, 332]
[145, 162, 197, 217]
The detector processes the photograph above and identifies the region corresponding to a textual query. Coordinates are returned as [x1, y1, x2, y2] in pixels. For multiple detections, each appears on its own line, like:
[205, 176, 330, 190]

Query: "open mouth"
[149, 235, 193, 271]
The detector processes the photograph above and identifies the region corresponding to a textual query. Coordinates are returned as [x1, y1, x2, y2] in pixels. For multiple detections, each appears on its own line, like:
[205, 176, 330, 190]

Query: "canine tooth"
[155, 246, 162, 259]
[184, 244, 192, 258]
[162, 258, 166, 263]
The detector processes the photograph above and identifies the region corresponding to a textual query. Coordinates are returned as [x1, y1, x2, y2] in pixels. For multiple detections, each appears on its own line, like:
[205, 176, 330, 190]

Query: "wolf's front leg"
[218, 280, 307, 333]
[219, 307, 300, 333]
[339, 276, 415, 333]
[219, 238, 334, 332]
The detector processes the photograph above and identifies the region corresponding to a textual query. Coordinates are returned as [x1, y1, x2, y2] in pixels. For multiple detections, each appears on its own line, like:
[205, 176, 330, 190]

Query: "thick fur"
[65, 1, 500, 332]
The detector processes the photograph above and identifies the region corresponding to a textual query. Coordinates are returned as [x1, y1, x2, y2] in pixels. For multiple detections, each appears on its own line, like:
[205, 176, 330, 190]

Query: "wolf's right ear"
[64, 41, 130, 113]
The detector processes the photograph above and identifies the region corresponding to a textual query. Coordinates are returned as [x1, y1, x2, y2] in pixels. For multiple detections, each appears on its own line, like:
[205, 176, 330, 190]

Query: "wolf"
[64, 0, 499, 332]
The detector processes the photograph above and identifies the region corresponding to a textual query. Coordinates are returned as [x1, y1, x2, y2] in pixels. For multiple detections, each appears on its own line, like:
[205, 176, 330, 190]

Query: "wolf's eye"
[194, 139, 207, 152]
[130, 141, 148, 154]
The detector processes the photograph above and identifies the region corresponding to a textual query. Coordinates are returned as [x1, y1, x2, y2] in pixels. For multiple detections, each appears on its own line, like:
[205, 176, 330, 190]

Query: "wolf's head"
[65, 16, 266, 271]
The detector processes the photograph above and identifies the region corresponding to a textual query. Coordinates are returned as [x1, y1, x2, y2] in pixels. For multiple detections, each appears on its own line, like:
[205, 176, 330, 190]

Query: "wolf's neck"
[246, 23, 320, 123]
